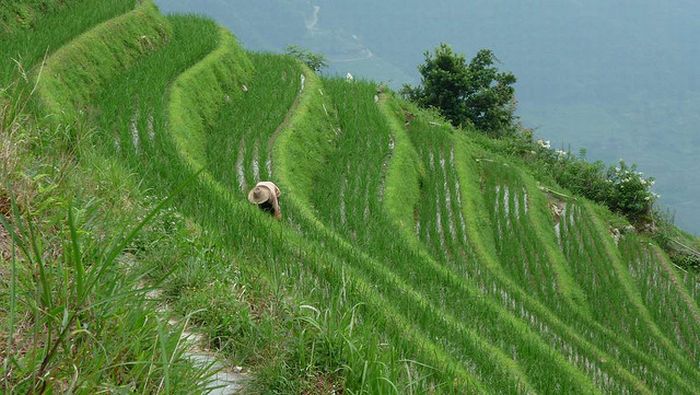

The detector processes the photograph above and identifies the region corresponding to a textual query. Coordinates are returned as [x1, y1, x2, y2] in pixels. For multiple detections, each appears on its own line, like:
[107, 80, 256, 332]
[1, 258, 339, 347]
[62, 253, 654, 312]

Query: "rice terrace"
[2, 1, 700, 393]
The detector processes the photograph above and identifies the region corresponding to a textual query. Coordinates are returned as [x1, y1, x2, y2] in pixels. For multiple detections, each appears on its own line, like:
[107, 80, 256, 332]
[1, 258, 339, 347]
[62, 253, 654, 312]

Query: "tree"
[401, 44, 517, 136]
[285, 45, 328, 72]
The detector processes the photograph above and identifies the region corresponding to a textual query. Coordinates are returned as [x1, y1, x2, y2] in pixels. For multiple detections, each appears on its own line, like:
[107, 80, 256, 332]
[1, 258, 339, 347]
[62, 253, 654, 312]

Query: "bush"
[484, 131, 658, 225]
[605, 160, 657, 222]
[285, 45, 327, 72]
[401, 44, 517, 136]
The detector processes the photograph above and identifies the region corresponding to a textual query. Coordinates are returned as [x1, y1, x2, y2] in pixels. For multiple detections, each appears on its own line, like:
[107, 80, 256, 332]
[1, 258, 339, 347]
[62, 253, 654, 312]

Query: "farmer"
[247, 181, 282, 219]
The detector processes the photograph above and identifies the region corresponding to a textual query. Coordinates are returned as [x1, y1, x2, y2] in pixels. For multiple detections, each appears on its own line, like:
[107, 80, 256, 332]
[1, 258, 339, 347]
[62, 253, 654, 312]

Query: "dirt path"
[144, 288, 250, 394]
[178, 324, 249, 394]
[266, 68, 312, 176]
[0, 196, 12, 262]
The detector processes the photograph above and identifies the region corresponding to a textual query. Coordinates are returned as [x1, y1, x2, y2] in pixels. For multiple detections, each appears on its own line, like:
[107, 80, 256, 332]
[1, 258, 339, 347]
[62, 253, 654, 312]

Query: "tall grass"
[274, 80, 610, 392]
[0, 4, 218, 393]
[55, 10, 444, 392]
[0, 176, 207, 393]
[557, 199, 700, 381]
[35, 1, 171, 125]
[394, 103, 700, 393]
[619, 234, 700, 363]
[0, 0, 136, 86]
[206, 53, 301, 192]
[391, 104, 647, 393]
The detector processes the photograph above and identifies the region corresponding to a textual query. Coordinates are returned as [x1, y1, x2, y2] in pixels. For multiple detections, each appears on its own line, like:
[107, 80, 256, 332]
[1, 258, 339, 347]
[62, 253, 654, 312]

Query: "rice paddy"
[3, 0, 700, 392]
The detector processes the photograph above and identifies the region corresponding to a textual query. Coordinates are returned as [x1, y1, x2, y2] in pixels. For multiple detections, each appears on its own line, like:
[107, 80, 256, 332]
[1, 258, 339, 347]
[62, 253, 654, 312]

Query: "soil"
[0, 195, 12, 261]
[266, 69, 310, 175]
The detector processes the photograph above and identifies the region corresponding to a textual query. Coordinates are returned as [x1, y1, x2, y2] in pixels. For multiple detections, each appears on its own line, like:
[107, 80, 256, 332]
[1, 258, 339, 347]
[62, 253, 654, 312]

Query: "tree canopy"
[285, 45, 327, 72]
[402, 44, 517, 136]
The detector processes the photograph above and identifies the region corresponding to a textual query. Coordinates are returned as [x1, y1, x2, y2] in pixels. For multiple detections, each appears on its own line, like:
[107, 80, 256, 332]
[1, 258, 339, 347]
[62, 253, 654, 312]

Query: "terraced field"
[3, 1, 699, 393]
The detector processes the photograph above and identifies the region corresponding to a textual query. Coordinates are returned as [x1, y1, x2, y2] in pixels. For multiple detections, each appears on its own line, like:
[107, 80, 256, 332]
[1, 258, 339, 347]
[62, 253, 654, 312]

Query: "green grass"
[0, 1, 137, 84]
[557, 199, 700, 381]
[275, 81, 605, 393]
[399, 105, 700, 393]
[400, 111, 651, 393]
[35, 1, 171, 125]
[618, 233, 700, 364]
[1, 4, 211, 392]
[206, 52, 301, 192]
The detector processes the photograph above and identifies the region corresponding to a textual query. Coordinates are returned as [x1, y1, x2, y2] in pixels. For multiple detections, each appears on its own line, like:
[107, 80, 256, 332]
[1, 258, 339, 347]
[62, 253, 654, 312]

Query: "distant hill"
[155, 0, 700, 234]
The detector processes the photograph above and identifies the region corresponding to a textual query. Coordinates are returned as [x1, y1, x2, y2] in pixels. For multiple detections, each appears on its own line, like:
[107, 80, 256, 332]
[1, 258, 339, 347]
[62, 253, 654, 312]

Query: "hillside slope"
[2, 2, 699, 393]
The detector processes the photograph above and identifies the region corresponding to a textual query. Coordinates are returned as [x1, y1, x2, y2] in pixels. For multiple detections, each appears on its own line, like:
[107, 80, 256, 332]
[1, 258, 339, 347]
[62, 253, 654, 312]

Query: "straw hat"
[248, 185, 271, 205]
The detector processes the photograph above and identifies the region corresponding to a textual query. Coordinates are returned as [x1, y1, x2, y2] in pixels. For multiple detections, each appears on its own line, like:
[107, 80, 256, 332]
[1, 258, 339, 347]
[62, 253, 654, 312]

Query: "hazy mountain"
[155, 0, 700, 234]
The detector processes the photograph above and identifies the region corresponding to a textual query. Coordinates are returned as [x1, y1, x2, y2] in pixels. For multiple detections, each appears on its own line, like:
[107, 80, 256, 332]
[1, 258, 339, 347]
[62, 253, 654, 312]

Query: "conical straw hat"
[248, 185, 271, 204]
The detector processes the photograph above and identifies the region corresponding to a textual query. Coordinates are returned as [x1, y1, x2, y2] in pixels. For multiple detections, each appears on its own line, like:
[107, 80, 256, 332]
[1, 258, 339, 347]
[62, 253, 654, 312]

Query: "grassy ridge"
[397, 110, 649, 393]
[1, 6, 215, 392]
[457, 130, 700, 392]
[292, 83, 605, 393]
[557, 197, 700, 382]
[619, 234, 700, 362]
[449, 135, 680, 393]
[404, 113, 699, 392]
[581, 201, 700, 377]
[0, 0, 136, 85]
[163, 25, 477, 392]
[206, 53, 301, 193]
[274, 72, 486, 392]
[36, 0, 169, 123]
[168, 28, 253, 171]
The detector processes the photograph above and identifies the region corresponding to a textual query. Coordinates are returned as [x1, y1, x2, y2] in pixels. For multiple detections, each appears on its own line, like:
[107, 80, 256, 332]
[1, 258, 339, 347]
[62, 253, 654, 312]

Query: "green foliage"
[168, 27, 253, 170]
[36, 1, 171, 125]
[285, 44, 327, 72]
[0, 167, 206, 394]
[605, 160, 656, 221]
[0, 0, 74, 32]
[482, 132, 659, 224]
[401, 44, 517, 136]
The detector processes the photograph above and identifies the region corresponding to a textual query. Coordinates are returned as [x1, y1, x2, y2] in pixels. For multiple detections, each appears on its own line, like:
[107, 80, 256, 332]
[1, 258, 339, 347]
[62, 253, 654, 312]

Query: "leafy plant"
[1, 197, 207, 393]
[285, 45, 327, 72]
[401, 44, 517, 136]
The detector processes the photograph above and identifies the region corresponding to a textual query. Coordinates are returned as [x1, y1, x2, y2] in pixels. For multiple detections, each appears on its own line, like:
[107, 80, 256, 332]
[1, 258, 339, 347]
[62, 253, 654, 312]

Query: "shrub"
[483, 130, 658, 225]
[401, 44, 517, 136]
[285, 45, 327, 72]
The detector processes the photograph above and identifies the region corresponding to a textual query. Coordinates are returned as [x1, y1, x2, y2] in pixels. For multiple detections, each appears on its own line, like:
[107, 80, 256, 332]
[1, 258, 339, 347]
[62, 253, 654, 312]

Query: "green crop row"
[287, 83, 609, 392]
[396, 108, 700, 392]
[468, 138, 700, 392]
[273, 71, 486, 392]
[206, 53, 302, 194]
[9, 0, 700, 392]
[157, 23, 479, 392]
[618, 233, 700, 363]
[558, 199, 700, 382]
[0, 0, 136, 86]
[36, 1, 170, 124]
[399, 113, 652, 393]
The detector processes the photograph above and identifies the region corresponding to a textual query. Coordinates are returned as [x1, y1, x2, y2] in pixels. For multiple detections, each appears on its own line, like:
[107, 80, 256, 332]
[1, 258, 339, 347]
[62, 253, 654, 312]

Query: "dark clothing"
[259, 200, 276, 215]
